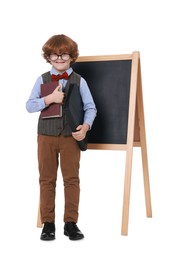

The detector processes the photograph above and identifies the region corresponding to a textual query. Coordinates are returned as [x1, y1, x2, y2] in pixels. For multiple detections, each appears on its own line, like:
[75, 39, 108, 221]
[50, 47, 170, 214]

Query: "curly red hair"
[42, 34, 79, 64]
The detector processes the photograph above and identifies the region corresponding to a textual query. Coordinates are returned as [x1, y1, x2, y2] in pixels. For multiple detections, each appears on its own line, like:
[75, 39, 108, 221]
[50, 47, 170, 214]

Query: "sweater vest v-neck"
[37, 71, 81, 136]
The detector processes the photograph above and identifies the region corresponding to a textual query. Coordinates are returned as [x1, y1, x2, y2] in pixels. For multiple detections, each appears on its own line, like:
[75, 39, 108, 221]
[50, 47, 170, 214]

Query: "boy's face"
[48, 53, 72, 73]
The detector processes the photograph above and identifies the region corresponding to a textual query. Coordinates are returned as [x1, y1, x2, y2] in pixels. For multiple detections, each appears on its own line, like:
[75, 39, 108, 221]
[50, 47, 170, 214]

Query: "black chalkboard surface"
[72, 59, 132, 144]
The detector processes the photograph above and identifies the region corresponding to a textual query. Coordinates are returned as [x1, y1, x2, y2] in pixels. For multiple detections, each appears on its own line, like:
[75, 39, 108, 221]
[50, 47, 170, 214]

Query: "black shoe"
[40, 222, 55, 241]
[64, 222, 84, 240]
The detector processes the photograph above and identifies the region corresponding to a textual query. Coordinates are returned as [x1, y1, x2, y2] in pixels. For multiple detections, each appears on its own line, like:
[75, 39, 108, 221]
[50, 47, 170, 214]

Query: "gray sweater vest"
[37, 71, 81, 136]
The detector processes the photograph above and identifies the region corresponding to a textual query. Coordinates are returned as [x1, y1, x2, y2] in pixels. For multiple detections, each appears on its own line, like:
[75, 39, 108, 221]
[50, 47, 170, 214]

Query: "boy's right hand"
[44, 84, 65, 105]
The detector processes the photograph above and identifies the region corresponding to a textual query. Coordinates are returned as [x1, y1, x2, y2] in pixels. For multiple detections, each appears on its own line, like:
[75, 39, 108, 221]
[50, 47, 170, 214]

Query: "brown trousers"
[37, 134, 80, 223]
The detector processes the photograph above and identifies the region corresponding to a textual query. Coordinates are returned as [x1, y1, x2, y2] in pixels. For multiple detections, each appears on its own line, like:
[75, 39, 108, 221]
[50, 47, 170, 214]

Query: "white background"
[0, 0, 174, 259]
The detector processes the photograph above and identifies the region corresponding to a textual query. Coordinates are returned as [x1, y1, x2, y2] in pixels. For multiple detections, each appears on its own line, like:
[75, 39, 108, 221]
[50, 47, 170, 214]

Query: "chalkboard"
[72, 58, 132, 145]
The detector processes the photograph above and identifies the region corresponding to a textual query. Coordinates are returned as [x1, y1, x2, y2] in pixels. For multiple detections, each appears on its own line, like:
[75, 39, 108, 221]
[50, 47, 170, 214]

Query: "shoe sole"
[40, 236, 55, 241]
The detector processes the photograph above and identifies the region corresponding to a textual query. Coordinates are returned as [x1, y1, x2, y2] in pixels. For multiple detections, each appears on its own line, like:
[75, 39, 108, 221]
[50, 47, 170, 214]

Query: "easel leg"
[121, 148, 133, 235]
[137, 59, 152, 218]
[121, 52, 139, 235]
[141, 143, 152, 217]
[37, 200, 42, 228]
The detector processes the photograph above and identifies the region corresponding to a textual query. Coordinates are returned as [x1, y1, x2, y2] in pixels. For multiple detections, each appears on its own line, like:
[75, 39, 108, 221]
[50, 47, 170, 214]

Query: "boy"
[26, 34, 97, 241]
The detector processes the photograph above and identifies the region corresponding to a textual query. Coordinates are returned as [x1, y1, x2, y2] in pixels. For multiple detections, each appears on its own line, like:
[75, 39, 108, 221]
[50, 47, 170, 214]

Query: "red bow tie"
[51, 72, 69, 81]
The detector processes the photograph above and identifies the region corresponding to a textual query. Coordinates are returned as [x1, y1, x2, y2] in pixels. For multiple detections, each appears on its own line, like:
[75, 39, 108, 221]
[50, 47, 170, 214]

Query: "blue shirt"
[26, 67, 97, 129]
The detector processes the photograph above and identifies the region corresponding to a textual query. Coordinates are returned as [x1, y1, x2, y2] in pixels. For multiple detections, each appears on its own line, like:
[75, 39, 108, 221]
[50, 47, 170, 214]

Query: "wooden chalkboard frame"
[36, 52, 152, 236]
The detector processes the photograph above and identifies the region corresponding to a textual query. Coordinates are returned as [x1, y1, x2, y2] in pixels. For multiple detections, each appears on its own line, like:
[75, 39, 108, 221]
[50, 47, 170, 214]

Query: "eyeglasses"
[49, 53, 70, 61]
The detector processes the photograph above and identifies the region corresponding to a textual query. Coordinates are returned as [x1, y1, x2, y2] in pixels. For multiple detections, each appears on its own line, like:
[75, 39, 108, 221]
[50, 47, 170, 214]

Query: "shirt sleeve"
[26, 76, 46, 113]
[79, 77, 97, 129]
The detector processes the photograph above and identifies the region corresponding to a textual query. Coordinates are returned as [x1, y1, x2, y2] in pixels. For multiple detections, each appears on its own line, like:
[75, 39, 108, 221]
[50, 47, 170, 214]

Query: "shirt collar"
[50, 67, 73, 76]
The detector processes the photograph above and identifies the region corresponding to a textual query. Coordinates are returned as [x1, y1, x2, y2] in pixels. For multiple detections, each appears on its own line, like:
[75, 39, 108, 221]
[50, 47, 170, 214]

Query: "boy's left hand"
[72, 124, 89, 141]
